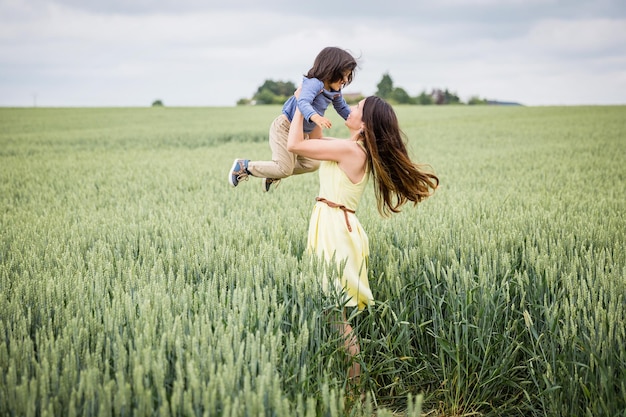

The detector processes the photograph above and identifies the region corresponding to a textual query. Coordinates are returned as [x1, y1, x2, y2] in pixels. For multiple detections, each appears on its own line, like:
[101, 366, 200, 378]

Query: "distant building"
[486, 100, 523, 106]
[343, 92, 364, 103]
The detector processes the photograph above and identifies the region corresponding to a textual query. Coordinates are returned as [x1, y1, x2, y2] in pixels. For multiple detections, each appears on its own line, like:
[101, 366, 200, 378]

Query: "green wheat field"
[1, 105, 624, 416]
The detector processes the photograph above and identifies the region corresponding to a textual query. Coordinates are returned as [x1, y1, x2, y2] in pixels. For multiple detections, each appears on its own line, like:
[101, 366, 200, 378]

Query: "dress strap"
[316, 197, 355, 232]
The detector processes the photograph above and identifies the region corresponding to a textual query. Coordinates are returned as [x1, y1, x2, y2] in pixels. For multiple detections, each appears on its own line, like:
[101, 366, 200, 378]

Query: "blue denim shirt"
[282, 77, 351, 133]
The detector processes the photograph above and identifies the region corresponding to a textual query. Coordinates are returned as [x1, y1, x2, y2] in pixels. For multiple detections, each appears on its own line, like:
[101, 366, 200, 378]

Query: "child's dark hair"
[305, 47, 358, 87]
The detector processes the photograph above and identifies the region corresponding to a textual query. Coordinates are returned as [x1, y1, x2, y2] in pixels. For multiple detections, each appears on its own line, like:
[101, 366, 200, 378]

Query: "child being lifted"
[228, 46, 358, 192]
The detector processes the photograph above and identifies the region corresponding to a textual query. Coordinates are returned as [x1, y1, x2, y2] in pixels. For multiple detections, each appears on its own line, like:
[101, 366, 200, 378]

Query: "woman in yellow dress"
[287, 94, 439, 394]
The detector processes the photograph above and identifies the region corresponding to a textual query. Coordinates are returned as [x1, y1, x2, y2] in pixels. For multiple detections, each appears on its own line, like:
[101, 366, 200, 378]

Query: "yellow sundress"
[306, 154, 373, 310]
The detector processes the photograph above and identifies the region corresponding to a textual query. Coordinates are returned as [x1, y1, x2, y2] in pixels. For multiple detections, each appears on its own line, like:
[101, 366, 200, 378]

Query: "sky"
[1, 0, 625, 107]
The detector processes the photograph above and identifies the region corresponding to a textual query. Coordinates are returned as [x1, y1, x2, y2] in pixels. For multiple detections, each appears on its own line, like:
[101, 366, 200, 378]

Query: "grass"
[0, 104, 624, 416]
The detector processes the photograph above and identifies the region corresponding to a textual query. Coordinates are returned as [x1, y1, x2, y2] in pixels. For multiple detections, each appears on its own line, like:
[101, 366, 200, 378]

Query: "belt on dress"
[316, 197, 356, 232]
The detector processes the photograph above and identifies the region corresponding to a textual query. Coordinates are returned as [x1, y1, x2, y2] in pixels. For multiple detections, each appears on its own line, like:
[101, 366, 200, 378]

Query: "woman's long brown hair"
[360, 96, 439, 216]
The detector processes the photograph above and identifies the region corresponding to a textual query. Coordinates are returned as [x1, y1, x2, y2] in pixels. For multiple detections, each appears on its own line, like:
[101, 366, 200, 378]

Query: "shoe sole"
[229, 158, 243, 187]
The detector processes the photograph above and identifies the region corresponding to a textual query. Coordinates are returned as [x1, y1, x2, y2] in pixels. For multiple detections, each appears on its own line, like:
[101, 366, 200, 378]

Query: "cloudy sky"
[1, 0, 625, 107]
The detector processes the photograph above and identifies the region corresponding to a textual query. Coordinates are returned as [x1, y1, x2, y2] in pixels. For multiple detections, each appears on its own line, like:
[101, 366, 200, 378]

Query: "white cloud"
[435, 0, 557, 6]
[527, 18, 626, 54]
[0, 0, 625, 106]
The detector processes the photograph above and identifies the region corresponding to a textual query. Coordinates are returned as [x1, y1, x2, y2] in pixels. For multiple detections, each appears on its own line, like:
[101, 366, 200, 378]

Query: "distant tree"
[431, 89, 445, 105]
[241, 75, 490, 107]
[255, 80, 297, 97]
[416, 91, 434, 105]
[431, 88, 462, 105]
[376, 73, 394, 99]
[390, 87, 415, 104]
[254, 88, 281, 105]
[468, 95, 488, 105]
[246, 79, 297, 105]
[443, 89, 462, 105]
[152, 99, 164, 107]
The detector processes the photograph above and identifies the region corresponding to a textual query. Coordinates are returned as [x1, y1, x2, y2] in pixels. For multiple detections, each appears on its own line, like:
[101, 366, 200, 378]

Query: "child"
[228, 46, 358, 192]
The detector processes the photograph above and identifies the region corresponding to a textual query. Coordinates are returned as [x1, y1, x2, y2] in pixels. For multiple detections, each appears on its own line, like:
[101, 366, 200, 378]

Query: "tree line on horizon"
[236, 73, 517, 106]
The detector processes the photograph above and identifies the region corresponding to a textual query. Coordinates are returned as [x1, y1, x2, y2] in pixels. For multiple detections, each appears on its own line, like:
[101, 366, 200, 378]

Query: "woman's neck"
[348, 131, 361, 141]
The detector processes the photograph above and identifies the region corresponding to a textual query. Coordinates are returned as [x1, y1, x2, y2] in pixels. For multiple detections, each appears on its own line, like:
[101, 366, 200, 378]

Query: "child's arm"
[332, 93, 351, 120]
[296, 78, 332, 129]
[295, 78, 322, 120]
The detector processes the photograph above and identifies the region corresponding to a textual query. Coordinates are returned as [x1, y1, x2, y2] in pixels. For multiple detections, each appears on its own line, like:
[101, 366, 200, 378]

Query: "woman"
[287, 94, 439, 394]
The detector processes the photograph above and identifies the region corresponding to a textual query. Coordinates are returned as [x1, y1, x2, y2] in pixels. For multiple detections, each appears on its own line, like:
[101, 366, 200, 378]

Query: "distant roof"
[486, 100, 523, 106]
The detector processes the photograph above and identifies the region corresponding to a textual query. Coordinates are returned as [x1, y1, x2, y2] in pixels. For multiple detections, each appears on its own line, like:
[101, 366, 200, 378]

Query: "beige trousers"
[248, 114, 321, 179]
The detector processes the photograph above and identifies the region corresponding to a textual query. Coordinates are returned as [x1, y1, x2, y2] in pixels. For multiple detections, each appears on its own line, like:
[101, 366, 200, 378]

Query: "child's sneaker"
[229, 159, 250, 187]
[262, 178, 281, 192]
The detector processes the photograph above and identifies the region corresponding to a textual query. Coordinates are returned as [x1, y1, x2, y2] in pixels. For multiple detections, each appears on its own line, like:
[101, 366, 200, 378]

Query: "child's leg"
[293, 125, 322, 175]
[247, 115, 295, 179]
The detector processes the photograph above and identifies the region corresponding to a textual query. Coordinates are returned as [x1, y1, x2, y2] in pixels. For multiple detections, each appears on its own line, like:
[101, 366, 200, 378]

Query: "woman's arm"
[287, 106, 306, 151]
[287, 107, 357, 163]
